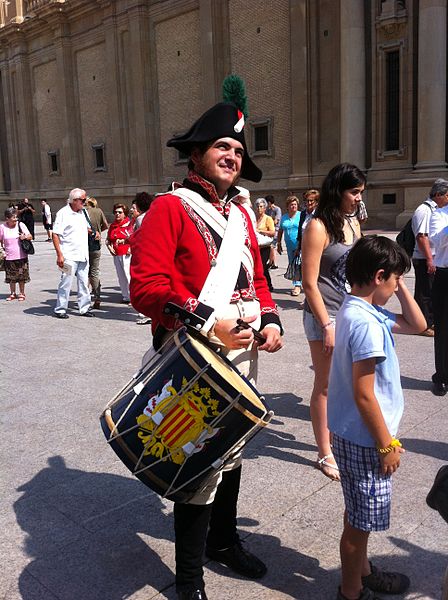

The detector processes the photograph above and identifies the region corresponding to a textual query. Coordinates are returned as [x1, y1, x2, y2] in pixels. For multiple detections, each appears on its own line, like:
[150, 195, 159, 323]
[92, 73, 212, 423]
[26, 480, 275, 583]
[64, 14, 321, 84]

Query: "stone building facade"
[0, 0, 446, 226]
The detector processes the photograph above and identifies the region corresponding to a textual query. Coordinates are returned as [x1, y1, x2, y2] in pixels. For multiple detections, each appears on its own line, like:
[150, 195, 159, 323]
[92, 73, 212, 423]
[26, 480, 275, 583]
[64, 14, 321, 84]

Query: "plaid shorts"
[333, 434, 392, 532]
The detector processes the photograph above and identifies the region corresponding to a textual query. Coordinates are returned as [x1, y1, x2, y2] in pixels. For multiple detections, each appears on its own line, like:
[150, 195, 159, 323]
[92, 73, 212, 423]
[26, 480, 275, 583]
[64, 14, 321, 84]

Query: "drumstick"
[235, 318, 266, 344]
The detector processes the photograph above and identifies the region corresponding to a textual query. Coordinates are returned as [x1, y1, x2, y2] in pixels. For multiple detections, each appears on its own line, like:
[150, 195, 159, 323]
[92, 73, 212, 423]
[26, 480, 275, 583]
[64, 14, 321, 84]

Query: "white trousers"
[54, 260, 91, 314]
[113, 254, 131, 301]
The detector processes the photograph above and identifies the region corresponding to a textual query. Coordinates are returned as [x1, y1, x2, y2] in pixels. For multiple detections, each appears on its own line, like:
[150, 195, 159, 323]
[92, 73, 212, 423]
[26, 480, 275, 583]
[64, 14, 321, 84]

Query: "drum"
[100, 328, 273, 503]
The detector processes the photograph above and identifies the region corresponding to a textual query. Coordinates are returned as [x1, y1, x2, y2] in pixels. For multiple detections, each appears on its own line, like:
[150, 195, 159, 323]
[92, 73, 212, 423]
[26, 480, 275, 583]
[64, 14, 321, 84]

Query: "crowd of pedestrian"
[1, 153, 447, 599]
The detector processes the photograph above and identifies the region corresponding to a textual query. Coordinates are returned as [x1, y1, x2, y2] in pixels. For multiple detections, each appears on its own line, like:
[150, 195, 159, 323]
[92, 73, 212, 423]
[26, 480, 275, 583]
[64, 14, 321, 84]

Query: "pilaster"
[9, 30, 39, 190]
[340, 0, 366, 168]
[53, 19, 82, 185]
[415, 0, 447, 170]
[198, 0, 230, 108]
[288, 0, 311, 188]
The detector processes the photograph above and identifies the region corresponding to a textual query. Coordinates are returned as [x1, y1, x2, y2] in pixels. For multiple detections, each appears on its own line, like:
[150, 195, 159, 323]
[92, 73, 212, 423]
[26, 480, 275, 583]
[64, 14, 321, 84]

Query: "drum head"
[186, 334, 265, 411]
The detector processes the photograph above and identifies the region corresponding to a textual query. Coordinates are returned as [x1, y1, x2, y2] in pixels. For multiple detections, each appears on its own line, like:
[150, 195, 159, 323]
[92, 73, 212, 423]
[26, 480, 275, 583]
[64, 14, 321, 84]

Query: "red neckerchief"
[186, 171, 231, 217]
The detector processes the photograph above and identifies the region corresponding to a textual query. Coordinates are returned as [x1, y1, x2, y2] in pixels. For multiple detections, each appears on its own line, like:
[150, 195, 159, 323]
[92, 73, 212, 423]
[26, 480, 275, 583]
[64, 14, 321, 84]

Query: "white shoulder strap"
[172, 188, 254, 273]
[172, 188, 253, 317]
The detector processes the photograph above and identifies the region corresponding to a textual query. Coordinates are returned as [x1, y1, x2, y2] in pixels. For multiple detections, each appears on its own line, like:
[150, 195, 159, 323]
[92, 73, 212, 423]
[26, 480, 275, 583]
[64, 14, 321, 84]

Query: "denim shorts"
[333, 434, 392, 532]
[303, 310, 335, 342]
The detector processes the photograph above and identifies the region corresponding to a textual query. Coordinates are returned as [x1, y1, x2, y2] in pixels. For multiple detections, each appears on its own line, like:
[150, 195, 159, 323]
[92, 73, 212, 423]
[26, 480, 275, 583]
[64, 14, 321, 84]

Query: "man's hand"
[256, 326, 283, 352]
[427, 259, 436, 274]
[214, 315, 257, 349]
[56, 254, 64, 269]
[379, 446, 405, 476]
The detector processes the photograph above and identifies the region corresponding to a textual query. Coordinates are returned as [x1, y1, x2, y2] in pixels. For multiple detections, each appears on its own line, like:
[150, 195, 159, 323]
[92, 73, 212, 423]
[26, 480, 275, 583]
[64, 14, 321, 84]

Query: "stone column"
[103, 9, 126, 185]
[199, 0, 231, 108]
[127, 4, 161, 184]
[415, 0, 447, 170]
[288, 0, 310, 187]
[9, 33, 39, 190]
[54, 21, 82, 185]
[340, 0, 366, 168]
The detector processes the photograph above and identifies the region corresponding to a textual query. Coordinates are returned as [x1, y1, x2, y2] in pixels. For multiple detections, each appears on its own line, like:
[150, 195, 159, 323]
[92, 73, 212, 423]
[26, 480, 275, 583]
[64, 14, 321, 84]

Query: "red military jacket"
[130, 174, 281, 346]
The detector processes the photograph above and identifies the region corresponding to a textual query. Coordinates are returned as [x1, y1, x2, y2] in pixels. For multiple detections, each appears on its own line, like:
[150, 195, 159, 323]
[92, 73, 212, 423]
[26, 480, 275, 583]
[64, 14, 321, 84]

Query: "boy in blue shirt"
[328, 236, 426, 600]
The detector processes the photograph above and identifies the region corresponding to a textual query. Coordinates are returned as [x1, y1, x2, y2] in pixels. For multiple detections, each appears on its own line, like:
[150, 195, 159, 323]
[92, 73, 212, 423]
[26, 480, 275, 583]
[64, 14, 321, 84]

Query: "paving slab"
[2, 226, 447, 600]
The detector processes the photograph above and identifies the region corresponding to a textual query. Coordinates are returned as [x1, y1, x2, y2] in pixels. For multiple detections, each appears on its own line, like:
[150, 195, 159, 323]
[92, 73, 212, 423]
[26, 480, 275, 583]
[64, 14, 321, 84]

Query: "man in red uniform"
[130, 101, 283, 600]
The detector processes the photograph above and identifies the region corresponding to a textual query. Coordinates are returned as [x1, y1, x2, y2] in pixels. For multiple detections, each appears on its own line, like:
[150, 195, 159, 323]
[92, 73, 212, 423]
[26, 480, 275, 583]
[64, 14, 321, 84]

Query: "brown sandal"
[6, 293, 16, 301]
[17, 293, 26, 302]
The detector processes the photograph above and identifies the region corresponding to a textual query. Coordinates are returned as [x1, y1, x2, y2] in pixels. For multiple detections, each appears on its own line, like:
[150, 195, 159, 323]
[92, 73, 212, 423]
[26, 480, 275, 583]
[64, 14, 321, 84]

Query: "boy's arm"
[392, 277, 427, 334]
[353, 358, 404, 475]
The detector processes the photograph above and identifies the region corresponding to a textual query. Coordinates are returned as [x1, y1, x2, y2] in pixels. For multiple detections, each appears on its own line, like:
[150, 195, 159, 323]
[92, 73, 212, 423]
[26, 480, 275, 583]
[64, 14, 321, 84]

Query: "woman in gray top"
[301, 163, 366, 480]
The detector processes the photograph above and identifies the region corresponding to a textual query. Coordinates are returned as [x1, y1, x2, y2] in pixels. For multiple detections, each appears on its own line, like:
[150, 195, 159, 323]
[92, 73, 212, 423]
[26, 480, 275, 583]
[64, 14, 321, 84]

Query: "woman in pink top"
[0, 207, 32, 301]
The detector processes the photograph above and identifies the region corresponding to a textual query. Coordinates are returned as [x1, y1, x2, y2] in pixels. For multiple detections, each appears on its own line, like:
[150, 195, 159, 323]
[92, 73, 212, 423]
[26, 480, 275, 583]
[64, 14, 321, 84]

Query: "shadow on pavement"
[400, 375, 432, 391]
[273, 296, 305, 311]
[244, 393, 316, 468]
[401, 437, 448, 461]
[15, 455, 175, 600]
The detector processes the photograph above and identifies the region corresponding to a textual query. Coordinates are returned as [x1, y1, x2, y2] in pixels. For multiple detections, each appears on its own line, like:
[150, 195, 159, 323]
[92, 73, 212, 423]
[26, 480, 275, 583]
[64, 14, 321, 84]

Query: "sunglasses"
[114, 210, 124, 214]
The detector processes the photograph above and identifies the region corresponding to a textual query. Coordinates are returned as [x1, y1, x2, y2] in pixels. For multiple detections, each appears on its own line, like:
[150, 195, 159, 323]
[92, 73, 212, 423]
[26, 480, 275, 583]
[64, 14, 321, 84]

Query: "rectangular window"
[92, 143, 106, 172]
[251, 117, 273, 156]
[254, 125, 269, 152]
[385, 50, 400, 151]
[383, 193, 396, 205]
[47, 150, 60, 175]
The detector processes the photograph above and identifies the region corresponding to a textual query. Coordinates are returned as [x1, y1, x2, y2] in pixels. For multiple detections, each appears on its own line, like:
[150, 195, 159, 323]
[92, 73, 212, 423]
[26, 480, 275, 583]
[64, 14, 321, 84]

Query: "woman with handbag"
[107, 203, 133, 303]
[0, 207, 32, 301]
[277, 196, 301, 295]
[254, 198, 275, 291]
[301, 163, 365, 481]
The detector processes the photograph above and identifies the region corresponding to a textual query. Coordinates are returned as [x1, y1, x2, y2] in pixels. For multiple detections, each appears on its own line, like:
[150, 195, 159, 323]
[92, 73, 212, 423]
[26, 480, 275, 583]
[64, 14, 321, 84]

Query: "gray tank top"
[305, 220, 359, 316]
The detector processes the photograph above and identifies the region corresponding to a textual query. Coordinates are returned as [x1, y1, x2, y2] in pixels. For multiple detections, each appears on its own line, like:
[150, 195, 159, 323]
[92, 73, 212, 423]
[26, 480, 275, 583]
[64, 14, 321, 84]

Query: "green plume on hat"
[222, 75, 249, 119]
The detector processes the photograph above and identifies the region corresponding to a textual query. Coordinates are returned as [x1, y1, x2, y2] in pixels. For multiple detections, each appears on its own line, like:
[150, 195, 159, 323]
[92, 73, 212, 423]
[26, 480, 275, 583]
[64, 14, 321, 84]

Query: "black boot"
[206, 467, 267, 579]
[177, 589, 208, 600]
[174, 502, 212, 595]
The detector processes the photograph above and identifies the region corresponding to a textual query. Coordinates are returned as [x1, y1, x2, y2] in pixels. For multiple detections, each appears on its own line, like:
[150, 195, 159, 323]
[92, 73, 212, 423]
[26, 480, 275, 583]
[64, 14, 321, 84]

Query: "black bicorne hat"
[167, 102, 262, 183]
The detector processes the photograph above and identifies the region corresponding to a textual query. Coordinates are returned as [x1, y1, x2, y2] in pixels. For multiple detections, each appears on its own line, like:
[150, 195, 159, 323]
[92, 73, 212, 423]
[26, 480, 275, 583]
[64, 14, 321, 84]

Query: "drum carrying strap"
[172, 188, 253, 324]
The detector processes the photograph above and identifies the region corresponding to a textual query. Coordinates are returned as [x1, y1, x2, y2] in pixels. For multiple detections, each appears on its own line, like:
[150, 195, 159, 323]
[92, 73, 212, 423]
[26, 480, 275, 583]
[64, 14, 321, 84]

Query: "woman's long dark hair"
[313, 163, 366, 243]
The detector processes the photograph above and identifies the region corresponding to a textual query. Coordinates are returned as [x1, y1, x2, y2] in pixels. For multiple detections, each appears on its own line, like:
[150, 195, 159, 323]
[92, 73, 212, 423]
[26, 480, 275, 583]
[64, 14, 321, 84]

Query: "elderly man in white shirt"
[429, 183, 448, 396]
[52, 188, 93, 319]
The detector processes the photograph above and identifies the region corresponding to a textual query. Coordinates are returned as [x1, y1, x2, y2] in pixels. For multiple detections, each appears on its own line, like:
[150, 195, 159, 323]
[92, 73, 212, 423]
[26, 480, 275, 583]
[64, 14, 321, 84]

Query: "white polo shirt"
[429, 205, 448, 268]
[411, 198, 437, 260]
[53, 204, 89, 262]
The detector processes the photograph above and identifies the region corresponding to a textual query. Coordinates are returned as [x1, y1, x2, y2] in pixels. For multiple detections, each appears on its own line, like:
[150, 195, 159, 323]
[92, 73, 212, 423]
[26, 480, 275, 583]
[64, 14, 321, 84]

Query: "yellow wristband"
[377, 437, 402, 454]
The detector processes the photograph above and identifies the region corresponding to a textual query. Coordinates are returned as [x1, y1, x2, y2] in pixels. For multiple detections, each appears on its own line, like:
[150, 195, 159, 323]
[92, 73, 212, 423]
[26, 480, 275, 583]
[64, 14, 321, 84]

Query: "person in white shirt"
[52, 188, 93, 319]
[410, 181, 442, 336]
[429, 184, 448, 396]
[41, 199, 52, 242]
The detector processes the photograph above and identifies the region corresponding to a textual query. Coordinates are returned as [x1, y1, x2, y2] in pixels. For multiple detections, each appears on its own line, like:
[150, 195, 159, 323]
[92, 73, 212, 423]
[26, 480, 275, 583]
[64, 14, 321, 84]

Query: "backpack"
[396, 200, 432, 257]
[426, 465, 448, 524]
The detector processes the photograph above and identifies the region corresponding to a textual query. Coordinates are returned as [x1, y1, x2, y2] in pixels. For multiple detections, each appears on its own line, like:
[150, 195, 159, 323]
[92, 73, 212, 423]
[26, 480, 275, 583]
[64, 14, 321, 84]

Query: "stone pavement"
[1, 226, 447, 600]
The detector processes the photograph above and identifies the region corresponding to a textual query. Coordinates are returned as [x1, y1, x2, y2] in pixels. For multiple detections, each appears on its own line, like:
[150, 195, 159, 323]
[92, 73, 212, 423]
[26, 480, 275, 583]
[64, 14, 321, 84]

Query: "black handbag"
[284, 254, 301, 281]
[83, 209, 101, 252]
[18, 223, 35, 255]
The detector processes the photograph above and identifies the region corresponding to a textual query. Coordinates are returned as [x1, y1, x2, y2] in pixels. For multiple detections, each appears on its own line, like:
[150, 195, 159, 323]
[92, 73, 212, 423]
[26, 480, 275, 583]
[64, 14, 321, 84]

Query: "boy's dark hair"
[134, 192, 154, 213]
[265, 194, 275, 204]
[346, 235, 411, 287]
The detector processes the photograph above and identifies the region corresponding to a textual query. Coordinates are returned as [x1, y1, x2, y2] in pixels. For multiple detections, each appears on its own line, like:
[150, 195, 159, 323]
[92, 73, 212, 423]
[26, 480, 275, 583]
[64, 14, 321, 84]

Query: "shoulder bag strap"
[82, 208, 96, 234]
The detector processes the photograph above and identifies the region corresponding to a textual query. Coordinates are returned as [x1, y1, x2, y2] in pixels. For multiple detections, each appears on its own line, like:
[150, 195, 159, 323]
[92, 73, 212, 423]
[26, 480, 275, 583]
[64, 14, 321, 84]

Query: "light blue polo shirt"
[328, 295, 403, 447]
